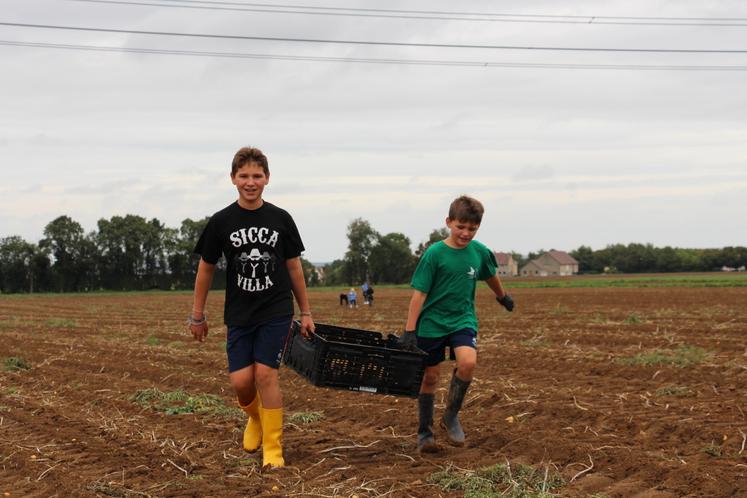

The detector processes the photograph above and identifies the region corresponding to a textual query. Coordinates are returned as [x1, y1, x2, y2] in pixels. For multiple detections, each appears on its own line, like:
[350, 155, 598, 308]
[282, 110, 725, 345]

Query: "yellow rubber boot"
[260, 407, 285, 468]
[238, 394, 262, 452]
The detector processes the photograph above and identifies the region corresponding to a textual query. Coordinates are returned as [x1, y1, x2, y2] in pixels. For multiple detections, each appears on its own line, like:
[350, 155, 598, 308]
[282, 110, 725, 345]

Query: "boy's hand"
[300, 315, 315, 338]
[398, 330, 418, 351]
[187, 315, 209, 342]
[496, 294, 515, 312]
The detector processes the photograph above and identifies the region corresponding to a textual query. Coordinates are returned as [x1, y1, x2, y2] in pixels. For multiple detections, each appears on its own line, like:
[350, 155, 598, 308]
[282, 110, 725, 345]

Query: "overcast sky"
[2, 0, 746, 262]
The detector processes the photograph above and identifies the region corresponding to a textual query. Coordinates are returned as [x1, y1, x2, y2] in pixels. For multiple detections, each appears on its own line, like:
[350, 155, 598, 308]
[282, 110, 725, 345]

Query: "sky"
[1, 0, 746, 263]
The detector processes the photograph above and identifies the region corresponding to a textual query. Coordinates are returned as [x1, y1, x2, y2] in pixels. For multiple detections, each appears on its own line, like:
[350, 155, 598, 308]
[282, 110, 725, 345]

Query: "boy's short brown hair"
[448, 195, 484, 224]
[231, 147, 269, 177]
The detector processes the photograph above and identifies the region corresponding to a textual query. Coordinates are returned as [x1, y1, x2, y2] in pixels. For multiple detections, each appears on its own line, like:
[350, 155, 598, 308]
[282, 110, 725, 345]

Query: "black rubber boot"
[417, 393, 438, 453]
[440, 370, 471, 446]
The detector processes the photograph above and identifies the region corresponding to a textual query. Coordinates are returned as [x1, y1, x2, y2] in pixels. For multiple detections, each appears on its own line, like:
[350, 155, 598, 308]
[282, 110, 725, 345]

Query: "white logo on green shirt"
[467, 266, 476, 279]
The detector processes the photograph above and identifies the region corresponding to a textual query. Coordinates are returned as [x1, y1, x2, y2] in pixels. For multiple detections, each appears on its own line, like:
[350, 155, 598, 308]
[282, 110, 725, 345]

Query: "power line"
[2, 22, 747, 53]
[65, 0, 747, 26]
[72, 0, 747, 24]
[3, 39, 746, 71]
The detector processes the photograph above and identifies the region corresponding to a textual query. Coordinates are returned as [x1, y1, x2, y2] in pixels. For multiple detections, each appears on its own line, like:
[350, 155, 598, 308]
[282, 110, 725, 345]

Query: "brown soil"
[0, 284, 745, 497]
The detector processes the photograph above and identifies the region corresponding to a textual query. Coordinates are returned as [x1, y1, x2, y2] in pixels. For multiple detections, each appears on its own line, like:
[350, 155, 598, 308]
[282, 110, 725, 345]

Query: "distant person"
[347, 287, 358, 308]
[399, 195, 514, 453]
[364, 283, 374, 306]
[188, 146, 315, 469]
[361, 282, 370, 304]
[339, 291, 348, 306]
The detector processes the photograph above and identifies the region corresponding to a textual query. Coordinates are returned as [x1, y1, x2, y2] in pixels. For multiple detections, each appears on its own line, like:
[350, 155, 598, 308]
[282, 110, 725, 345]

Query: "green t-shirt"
[411, 240, 498, 338]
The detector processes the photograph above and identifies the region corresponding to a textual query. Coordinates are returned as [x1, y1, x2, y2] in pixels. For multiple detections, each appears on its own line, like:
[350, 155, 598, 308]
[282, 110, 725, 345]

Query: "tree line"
[0, 215, 213, 293]
[0, 215, 745, 293]
[568, 243, 747, 274]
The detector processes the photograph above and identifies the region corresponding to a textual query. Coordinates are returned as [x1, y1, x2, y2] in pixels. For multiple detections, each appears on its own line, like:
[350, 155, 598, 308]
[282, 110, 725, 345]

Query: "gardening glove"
[496, 294, 514, 312]
[398, 330, 418, 351]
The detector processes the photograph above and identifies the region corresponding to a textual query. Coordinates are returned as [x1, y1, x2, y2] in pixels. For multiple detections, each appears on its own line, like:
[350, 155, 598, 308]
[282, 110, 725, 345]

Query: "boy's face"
[445, 217, 480, 249]
[231, 162, 268, 207]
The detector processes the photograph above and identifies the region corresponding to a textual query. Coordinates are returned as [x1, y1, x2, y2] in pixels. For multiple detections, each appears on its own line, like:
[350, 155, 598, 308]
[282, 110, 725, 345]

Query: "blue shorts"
[417, 328, 477, 367]
[226, 315, 293, 372]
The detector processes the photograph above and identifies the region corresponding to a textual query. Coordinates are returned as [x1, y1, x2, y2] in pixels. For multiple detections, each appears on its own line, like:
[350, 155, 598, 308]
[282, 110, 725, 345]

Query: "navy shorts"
[417, 328, 477, 367]
[226, 315, 292, 372]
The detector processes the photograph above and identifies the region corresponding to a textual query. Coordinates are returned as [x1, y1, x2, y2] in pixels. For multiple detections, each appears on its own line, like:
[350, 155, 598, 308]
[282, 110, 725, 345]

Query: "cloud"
[2, 0, 747, 261]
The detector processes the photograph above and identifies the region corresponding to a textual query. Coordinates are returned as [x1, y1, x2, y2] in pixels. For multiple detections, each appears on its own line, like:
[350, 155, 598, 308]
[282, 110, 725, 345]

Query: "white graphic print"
[230, 226, 279, 293]
[466, 266, 476, 279]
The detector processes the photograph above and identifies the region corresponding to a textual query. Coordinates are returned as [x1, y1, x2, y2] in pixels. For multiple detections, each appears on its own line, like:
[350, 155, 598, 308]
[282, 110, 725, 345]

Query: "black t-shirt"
[194, 201, 304, 326]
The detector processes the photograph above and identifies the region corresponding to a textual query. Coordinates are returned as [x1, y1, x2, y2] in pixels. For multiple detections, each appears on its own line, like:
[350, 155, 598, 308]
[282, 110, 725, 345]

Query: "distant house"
[520, 250, 579, 277]
[519, 260, 548, 277]
[536, 250, 579, 276]
[494, 252, 518, 277]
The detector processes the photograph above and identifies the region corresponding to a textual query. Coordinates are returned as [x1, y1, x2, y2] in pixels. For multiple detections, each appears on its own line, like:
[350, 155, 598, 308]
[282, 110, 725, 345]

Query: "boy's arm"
[399, 289, 427, 349]
[405, 289, 427, 331]
[190, 258, 216, 342]
[286, 257, 315, 337]
[485, 274, 507, 299]
[486, 274, 514, 311]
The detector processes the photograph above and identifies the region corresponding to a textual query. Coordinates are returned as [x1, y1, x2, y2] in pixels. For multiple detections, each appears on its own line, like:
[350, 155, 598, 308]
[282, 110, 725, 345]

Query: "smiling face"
[232, 162, 269, 209]
[445, 217, 480, 249]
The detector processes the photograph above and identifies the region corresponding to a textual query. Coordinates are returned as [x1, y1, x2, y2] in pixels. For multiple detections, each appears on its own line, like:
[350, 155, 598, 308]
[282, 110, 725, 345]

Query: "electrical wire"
[1, 22, 746, 53]
[67, 0, 747, 26]
[2, 39, 746, 71]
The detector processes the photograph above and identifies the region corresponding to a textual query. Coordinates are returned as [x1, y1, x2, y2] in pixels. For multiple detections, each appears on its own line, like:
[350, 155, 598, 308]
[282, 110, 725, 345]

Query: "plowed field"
[1, 282, 745, 497]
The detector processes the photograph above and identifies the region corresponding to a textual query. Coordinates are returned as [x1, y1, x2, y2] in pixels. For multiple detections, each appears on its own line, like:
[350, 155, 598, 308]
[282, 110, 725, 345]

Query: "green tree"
[165, 217, 211, 290]
[139, 217, 173, 289]
[369, 232, 416, 284]
[415, 228, 449, 259]
[320, 259, 346, 286]
[343, 218, 379, 285]
[0, 236, 51, 293]
[675, 248, 700, 272]
[719, 246, 747, 268]
[655, 246, 680, 273]
[620, 243, 657, 273]
[40, 215, 90, 291]
[96, 215, 169, 290]
[699, 248, 723, 271]
[27, 244, 53, 292]
[570, 245, 595, 273]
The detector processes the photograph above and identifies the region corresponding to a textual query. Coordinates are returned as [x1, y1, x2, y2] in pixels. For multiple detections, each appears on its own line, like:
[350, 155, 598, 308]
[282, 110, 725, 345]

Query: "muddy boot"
[440, 371, 471, 446]
[260, 407, 285, 468]
[238, 393, 262, 452]
[417, 393, 438, 453]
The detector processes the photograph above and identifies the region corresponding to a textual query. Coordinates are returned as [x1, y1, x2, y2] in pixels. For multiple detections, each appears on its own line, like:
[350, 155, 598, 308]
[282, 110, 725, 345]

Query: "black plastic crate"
[283, 321, 426, 397]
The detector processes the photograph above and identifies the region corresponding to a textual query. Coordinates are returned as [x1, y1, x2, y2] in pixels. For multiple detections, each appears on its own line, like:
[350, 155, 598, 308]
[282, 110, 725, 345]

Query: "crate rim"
[293, 320, 427, 357]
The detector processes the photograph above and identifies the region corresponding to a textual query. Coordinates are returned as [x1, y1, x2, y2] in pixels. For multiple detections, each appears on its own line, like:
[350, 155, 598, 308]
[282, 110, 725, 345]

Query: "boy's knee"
[421, 371, 439, 389]
[229, 366, 254, 390]
[254, 365, 279, 388]
[456, 361, 476, 379]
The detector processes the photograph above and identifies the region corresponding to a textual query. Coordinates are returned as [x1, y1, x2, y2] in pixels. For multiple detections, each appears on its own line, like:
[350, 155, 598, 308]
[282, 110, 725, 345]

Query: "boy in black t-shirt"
[188, 146, 315, 469]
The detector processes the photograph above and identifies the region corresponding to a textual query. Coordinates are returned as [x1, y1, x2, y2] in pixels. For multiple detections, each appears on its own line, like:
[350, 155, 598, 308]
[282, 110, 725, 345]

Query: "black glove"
[496, 294, 514, 312]
[398, 330, 418, 351]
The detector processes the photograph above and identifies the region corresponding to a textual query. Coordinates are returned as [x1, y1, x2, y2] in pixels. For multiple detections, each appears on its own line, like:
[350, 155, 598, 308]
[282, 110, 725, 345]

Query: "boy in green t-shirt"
[400, 195, 514, 452]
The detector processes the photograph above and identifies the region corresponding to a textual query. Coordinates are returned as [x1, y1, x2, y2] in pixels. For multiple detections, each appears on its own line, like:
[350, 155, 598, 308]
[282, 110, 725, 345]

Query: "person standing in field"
[347, 287, 358, 308]
[400, 195, 514, 452]
[361, 281, 374, 305]
[364, 283, 374, 306]
[187, 146, 315, 469]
